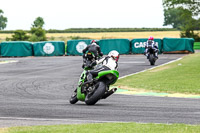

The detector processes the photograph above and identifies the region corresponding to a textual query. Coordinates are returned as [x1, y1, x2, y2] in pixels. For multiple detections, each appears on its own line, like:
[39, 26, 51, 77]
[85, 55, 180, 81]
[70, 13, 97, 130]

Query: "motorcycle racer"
[82, 40, 103, 68]
[84, 50, 119, 85]
[82, 40, 103, 60]
[144, 36, 159, 59]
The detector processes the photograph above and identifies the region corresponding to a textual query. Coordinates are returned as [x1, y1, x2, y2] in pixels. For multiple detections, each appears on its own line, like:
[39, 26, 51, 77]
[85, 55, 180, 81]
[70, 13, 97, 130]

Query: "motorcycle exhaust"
[101, 88, 117, 99]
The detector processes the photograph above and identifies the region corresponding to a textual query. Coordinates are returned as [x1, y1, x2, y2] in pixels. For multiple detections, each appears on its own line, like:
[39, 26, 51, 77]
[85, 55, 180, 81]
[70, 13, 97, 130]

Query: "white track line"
[0, 117, 125, 123]
[119, 57, 183, 79]
[0, 60, 18, 64]
[0, 116, 178, 125]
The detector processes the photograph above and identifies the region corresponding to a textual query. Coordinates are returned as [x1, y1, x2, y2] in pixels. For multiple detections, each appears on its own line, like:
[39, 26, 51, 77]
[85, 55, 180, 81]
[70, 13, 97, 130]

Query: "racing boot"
[101, 88, 117, 99]
[147, 54, 149, 59]
[155, 53, 158, 59]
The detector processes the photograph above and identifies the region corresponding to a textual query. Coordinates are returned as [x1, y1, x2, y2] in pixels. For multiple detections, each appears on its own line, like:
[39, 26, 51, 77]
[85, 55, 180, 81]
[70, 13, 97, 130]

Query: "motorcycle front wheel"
[85, 81, 106, 105]
[69, 91, 78, 104]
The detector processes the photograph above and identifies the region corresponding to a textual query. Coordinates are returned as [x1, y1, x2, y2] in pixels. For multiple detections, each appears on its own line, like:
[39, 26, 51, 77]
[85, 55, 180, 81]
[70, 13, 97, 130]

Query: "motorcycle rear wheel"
[149, 54, 155, 65]
[85, 81, 106, 105]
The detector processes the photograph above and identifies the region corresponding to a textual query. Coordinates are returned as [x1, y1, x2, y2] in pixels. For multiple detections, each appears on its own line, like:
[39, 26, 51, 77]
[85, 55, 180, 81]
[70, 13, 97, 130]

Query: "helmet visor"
[112, 56, 119, 62]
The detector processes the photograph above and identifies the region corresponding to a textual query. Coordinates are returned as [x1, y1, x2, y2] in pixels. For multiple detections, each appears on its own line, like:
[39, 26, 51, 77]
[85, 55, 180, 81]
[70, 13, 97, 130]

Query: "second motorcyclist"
[82, 40, 103, 68]
[144, 36, 159, 59]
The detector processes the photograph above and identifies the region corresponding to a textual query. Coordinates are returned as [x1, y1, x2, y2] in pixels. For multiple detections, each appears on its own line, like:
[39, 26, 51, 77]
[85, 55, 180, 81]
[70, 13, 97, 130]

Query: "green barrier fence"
[131, 38, 162, 54]
[67, 40, 93, 55]
[99, 39, 130, 54]
[67, 39, 130, 55]
[0, 38, 195, 57]
[33, 41, 65, 56]
[163, 38, 194, 53]
[1, 41, 33, 57]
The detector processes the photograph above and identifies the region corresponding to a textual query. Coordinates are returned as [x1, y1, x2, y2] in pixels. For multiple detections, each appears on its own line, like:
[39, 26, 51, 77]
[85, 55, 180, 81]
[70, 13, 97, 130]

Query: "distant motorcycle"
[146, 45, 158, 65]
[69, 63, 119, 105]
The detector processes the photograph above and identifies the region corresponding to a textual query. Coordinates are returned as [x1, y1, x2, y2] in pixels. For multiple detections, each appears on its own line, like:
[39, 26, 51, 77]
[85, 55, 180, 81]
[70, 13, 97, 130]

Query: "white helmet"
[108, 50, 119, 62]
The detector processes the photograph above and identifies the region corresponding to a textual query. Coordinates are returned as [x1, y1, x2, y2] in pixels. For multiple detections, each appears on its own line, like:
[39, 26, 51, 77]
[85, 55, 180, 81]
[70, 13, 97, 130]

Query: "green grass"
[194, 42, 200, 50]
[1, 123, 199, 133]
[115, 52, 200, 94]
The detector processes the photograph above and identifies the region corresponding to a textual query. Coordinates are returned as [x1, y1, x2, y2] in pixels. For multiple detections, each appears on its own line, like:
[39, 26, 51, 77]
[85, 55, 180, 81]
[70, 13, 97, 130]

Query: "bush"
[29, 27, 47, 42]
[11, 30, 29, 41]
[180, 31, 200, 41]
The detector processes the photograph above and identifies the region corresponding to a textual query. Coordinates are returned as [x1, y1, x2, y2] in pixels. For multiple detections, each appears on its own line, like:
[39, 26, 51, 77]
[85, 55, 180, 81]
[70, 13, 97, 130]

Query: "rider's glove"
[100, 52, 103, 57]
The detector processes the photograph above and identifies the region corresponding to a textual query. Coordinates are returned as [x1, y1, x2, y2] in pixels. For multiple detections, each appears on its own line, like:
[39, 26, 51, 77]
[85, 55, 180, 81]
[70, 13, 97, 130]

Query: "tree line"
[47, 28, 177, 33]
[0, 28, 177, 34]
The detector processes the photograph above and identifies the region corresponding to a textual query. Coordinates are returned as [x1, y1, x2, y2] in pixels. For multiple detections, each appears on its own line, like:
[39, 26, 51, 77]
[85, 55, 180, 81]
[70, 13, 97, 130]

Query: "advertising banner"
[67, 40, 93, 55]
[131, 39, 162, 54]
[33, 41, 65, 56]
[1, 41, 33, 57]
[99, 39, 130, 54]
[163, 38, 194, 53]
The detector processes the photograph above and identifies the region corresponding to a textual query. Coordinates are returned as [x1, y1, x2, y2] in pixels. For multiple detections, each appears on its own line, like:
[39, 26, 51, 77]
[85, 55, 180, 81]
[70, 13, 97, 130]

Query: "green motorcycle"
[69, 63, 119, 105]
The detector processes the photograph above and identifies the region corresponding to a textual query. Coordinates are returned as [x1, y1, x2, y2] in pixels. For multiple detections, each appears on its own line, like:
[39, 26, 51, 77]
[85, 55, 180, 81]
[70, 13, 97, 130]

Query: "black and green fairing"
[77, 69, 119, 101]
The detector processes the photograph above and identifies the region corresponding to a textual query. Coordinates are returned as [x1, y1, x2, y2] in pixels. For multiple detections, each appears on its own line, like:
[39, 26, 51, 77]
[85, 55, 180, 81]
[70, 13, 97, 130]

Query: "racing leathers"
[144, 40, 159, 59]
[85, 56, 118, 84]
[82, 43, 103, 60]
[82, 43, 103, 68]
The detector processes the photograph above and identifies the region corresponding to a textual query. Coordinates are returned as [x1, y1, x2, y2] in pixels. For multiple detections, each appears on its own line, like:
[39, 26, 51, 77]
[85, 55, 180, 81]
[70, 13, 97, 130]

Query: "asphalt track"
[0, 54, 200, 127]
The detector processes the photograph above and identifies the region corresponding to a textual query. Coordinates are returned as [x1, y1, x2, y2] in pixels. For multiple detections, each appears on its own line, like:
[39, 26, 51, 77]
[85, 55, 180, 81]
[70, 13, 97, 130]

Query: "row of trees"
[0, 28, 177, 34]
[47, 28, 176, 33]
[163, 0, 200, 41]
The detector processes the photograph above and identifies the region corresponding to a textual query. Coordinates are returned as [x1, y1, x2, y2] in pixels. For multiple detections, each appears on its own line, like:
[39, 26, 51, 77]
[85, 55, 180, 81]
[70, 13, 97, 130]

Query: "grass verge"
[115, 52, 200, 94]
[2, 123, 200, 133]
